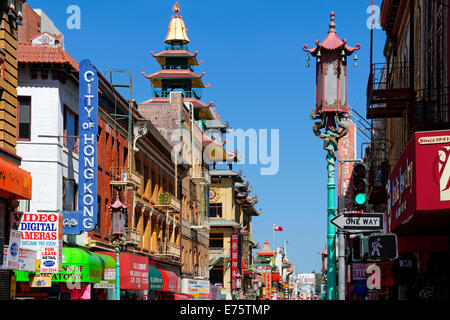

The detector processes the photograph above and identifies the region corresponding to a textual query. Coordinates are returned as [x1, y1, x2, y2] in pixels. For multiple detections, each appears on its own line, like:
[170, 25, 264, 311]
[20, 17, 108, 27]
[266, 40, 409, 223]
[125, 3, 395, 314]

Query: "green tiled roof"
[209, 219, 240, 228]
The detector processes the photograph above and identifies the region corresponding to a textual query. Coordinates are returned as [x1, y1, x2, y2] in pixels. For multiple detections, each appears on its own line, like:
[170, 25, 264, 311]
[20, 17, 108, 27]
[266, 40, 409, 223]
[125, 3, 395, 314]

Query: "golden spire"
[165, 2, 190, 45]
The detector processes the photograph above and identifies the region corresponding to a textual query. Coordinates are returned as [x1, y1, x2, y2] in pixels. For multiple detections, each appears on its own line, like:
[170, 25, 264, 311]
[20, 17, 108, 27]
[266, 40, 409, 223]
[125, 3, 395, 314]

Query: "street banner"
[337, 120, 357, 209]
[231, 234, 238, 290]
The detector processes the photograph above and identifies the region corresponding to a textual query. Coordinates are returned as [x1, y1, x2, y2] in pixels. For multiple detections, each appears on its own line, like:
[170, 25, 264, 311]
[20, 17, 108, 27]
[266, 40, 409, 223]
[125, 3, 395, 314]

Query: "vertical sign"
[6, 230, 21, 269]
[265, 272, 272, 300]
[231, 234, 238, 290]
[337, 120, 357, 209]
[70, 59, 98, 233]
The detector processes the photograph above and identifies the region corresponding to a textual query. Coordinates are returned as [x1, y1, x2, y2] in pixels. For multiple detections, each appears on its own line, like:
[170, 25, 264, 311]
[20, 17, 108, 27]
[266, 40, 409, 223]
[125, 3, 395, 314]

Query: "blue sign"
[64, 59, 98, 235]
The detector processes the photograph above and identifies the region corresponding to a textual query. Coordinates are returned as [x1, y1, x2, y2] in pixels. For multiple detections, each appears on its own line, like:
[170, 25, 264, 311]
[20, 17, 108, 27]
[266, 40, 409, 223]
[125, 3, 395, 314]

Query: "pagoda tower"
[141, 2, 214, 121]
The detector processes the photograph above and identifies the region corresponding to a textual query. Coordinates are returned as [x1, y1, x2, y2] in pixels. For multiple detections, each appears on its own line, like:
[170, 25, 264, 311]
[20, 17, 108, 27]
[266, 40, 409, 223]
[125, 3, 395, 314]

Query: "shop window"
[62, 178, 77, 211]
[210, 269, 223, 286]
[63, 105, 78, 151]
[18, 96, 31, 140]
[209, 233, 223, 248]
[209, 203, 222, 218]
[94, 195, 101, 234]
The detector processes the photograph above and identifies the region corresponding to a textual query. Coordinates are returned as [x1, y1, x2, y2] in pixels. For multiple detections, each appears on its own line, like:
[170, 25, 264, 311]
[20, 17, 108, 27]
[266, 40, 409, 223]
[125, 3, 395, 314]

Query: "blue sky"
[27, 0, 385, 273]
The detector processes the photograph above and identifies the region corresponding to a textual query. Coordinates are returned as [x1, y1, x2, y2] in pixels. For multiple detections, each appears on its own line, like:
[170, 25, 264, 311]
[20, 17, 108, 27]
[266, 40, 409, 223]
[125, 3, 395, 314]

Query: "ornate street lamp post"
[303, 12, 359, 300]
[108, 193, 128, 301]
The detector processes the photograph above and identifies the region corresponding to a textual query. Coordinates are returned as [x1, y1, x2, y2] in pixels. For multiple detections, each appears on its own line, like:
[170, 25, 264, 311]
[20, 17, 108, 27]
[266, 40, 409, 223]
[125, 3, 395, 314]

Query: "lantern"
[108, 193, 128, 236]
[235, 272, 242, 289]
[303, 12, 360, 117]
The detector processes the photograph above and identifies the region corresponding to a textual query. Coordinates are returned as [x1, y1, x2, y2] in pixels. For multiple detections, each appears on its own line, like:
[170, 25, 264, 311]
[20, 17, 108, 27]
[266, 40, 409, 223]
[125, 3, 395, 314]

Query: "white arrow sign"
[331, 213, 383, 231]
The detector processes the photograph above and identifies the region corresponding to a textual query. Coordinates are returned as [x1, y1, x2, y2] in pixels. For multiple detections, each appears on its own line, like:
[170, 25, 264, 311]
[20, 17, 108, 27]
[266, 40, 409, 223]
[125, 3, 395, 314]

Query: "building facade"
[0, 0, 32, 300]
[367, 0, 450, 300]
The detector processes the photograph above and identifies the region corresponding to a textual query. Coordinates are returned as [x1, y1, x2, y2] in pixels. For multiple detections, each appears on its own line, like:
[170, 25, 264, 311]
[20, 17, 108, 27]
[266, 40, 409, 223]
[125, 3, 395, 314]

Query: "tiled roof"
[18, 42, 79, 71]
[209, 219, 240, 228]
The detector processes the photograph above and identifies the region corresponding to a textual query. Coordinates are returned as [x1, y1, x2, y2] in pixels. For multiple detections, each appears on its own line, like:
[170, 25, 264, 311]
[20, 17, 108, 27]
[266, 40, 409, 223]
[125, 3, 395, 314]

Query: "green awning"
[15, 247, 108, 284]
[92, 252, 116, 284]
[148, 266, 163, 291]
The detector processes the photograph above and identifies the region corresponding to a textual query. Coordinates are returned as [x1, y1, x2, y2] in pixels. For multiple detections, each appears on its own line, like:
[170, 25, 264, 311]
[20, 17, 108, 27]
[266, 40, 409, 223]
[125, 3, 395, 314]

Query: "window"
[63, 106, 78, 151]
[94, 195, 101, 234]
[209, 203, 222, 218]
[18, 96, 31, 140]
[62, 178, 77, 211]
[209, 233, 223, 248]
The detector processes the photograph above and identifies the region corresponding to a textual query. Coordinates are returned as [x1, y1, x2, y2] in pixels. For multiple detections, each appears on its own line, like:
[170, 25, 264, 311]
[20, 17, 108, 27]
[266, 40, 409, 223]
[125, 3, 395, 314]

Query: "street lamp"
[303, 12, 359, 300]
[235, 272, 242, 300]
[108, 192, 128, 301]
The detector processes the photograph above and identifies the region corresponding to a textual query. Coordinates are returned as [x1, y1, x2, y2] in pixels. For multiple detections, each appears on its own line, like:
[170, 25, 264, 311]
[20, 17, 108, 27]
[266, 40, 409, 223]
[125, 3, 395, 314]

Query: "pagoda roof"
[165, 2, 190, 45]
[151, 50, 201, 66]
[139, 97, 215, 120]
[141, 69, 210, 88]
[209, 219, 240, 228]
[210, 168, 243, 179]
[202, 132, 226, 147]
[257, 241, 276, 256]
[302, 12, 360, 56]
[206, 146, 240, 163]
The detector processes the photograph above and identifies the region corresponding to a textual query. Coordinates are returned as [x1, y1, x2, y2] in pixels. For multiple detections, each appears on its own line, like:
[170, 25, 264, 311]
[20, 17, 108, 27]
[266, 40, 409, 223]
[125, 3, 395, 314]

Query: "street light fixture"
[303, 12, 360, 300]
[108, 192, 128, 301]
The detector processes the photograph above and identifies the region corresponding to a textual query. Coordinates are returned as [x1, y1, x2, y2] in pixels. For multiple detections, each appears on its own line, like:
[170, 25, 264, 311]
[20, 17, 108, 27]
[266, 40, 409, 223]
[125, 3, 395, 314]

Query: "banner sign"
[337, 120, 357, 209]
[64, 59, 99, 234]
[18, 248, 37, 272]
[6, 230, 21, 270]
[231, 234, 238, 290]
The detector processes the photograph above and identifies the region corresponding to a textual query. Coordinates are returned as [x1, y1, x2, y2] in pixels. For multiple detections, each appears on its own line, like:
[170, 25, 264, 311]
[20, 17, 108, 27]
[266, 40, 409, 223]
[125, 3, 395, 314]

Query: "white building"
[16, 22, 84, 246]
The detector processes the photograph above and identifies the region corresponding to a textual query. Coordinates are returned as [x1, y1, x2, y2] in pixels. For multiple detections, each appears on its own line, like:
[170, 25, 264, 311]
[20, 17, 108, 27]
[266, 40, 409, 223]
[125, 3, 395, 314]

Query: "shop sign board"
[387, 130, 450, 231]
[18, 249, 37, 272]
[30, 273, 52, 288]
[182, 279, 210, 299]
[6, 230, 21, 270]
[17, 212, 60, 273]
[351, 264, 367, 280]
[64, 59, 99, 234]
[101, 253, 148, 290]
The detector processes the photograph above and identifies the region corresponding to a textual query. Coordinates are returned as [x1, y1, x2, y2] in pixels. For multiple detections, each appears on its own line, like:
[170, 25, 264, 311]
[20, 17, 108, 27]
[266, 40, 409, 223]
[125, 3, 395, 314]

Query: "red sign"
[338, 120, 357, 209]
[231, 234, 238, 290]
[387, 130, 450, 231]
[265, 272, 271, 300]
[101, 252, 148, 290]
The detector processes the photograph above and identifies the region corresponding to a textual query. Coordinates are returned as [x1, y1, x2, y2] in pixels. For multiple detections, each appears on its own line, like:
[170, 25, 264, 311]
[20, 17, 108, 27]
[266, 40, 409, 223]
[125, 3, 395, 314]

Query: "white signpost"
[331, 213, 384, 232]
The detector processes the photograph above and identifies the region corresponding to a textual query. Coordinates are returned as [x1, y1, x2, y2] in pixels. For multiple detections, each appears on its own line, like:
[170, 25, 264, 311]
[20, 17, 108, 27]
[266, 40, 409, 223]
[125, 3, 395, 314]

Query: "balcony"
[367, 62, 411, 119]
[190, 168, 211, 185]
[110, 167, 142, 190]
[164, 44, 189, 51]
[155, 192, 181, 213]
[124, 227, 140, 247]
[409, 87, 450, 133]
[152, 88, 202, 100]
[155, 242, 181, 260]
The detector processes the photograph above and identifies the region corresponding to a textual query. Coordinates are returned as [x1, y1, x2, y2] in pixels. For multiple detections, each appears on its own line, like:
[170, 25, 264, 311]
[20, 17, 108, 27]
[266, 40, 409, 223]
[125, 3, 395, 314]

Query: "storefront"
[147, 264, 182, 300]
[0, 156, 32, 299]
[386, 130, 450, 300]
[13, 247, 115, 300]
[100, 252, 148, 300]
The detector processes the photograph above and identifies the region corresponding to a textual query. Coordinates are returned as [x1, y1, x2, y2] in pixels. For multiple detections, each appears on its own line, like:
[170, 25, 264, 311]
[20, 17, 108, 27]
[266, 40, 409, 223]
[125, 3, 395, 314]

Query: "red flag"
[273, 224, 283, 231]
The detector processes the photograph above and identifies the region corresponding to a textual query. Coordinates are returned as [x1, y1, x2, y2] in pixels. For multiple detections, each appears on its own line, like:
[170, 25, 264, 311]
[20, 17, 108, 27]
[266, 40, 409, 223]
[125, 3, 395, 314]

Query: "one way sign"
[331, 213, 383, 232]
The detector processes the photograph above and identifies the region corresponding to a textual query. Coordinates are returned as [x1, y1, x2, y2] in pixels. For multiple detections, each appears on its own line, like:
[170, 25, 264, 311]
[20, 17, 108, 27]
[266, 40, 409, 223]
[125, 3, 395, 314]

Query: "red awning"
[0, 157, 32, 200]
[157, 269, 179, 293]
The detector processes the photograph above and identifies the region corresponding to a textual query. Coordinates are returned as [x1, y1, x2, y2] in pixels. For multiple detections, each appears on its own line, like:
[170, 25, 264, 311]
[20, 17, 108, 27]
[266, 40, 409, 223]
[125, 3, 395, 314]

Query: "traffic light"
[352, 162, 368, 210]
[367, 233, 398, 261]
[352, 234, 368, 261]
